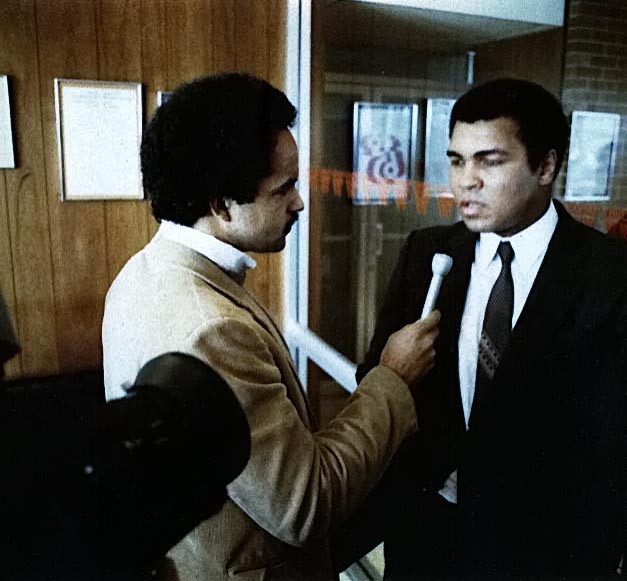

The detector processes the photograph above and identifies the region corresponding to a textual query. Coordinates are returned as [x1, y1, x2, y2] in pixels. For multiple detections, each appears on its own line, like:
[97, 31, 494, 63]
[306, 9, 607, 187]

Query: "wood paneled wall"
[0, 0, 287, 380]
[473, 28, 564, 98]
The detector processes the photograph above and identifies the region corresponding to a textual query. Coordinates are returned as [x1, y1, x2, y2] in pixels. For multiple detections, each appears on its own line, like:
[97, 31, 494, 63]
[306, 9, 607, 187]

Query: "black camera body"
[0, 353, 250, 579]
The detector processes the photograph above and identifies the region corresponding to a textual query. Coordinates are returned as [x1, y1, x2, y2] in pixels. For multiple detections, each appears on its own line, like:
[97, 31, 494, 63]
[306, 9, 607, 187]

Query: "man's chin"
[263, 238, 287, 253]
[460, 216, 493, 233]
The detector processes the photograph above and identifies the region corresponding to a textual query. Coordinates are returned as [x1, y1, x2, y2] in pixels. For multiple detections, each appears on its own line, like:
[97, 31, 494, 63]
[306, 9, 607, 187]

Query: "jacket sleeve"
[184, 316, 418, 547]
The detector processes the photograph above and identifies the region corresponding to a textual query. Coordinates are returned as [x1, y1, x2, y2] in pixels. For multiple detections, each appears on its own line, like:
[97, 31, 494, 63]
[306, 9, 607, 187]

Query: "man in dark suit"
[356, 79, 626, 579]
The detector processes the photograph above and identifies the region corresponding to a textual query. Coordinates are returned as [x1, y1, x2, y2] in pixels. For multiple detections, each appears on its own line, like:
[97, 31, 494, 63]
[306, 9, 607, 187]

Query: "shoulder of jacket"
[405, 222, 464, 249]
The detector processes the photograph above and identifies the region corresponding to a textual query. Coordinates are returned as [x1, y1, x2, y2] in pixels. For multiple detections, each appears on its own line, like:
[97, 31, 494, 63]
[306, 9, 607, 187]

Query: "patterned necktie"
[474, 241, 515, 404]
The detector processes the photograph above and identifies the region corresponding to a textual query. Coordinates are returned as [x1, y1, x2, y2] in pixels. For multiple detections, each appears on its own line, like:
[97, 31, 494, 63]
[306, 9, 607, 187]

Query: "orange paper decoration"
[331, 171, 345, 197]
[309, 168, 320, 193]
[346, 172, 357, 199]
[413, 182, 429, 215]
[375, 181, 390, 204]
[318, 169, 332, 195]
[437, 196, 456, 219]
[392, 179, 409, 210]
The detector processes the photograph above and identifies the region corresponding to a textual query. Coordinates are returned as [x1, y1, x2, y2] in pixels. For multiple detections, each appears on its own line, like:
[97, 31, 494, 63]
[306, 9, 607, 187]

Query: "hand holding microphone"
[379, 253, 452, 388]
[380, 310, 440, 387]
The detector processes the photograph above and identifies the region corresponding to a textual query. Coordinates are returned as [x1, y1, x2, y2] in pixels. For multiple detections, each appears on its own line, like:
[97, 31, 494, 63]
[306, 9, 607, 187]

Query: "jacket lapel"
[148, 238, 308, 410]
[437, 225, 477, 430]
[442, 226, 477, 339]
[497, 203, 586, 378]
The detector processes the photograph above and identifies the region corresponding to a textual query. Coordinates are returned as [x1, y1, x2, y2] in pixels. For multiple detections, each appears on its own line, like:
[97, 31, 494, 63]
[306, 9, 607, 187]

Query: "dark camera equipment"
[0, 352, 250, 580]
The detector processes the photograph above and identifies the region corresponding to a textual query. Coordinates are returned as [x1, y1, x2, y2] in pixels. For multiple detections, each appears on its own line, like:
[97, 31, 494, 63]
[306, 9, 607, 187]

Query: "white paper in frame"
[54, 78, 143, 200]
[564, 111, 620, 202]
[424, 98, 456, 196]
[0, 75, 16, 169]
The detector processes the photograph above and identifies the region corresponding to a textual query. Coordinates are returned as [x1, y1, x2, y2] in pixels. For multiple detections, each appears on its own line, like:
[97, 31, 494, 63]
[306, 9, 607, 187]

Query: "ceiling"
[321, 0, 556, 54]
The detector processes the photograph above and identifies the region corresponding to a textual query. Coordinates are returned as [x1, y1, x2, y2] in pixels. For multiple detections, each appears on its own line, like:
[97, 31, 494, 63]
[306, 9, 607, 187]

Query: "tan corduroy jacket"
[102, 236, 417, 581]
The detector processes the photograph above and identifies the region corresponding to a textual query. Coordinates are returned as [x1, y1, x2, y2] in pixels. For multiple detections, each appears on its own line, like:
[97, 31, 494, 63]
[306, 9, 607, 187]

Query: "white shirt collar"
[156, 220, 256, 284]
[476, 200, 558, 272]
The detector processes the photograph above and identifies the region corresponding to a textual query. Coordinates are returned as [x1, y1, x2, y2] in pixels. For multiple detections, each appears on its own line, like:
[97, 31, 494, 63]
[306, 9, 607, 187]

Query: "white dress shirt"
[439, 201, 558, 504]
[156, 220, 256, 285]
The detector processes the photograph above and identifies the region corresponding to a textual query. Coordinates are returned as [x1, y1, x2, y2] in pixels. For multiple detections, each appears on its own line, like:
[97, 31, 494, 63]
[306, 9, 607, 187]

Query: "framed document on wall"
[425, 98, 456, 196]
[54, 79, 143, 201]
[0, 75, 15, 169]
[157, 91, 173, 106]
[352, 101, 418, 205]
[564, 111, 620, 201]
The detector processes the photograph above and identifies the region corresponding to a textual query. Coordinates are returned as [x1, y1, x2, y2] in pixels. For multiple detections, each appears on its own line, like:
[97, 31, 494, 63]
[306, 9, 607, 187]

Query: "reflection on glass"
[307, 2, 569, 367]
[309, 2, 473, 364]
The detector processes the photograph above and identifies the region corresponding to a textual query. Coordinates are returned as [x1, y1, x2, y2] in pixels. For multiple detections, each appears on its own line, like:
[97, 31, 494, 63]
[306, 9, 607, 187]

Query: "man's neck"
[193, 215, 225, 241]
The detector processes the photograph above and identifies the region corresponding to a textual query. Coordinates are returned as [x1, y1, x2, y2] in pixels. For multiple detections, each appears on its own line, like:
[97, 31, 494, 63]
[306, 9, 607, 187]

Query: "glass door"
[284, 1, 565, 577]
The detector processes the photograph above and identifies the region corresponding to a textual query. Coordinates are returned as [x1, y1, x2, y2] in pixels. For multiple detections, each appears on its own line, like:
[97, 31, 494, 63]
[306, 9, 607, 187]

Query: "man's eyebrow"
[473, 148, 508, 158]
[446, 148, 508, 158]
[276, 177, 298, 190]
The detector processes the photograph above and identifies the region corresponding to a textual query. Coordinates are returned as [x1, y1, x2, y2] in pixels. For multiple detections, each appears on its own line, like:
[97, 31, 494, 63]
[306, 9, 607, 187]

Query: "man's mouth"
[457, 200, 486, 216]
[285, 216, 299, 234]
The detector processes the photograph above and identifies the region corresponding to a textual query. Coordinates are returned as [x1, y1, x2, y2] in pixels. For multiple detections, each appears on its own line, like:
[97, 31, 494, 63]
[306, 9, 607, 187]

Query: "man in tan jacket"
[102, 73, 439, 581]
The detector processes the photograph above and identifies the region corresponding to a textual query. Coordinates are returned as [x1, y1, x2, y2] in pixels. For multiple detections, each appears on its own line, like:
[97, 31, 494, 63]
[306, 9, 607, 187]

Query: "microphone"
[421, 253, 453, 318]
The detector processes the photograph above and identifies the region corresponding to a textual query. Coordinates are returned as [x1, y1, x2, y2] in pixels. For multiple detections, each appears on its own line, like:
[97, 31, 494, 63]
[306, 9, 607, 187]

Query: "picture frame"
[564, 111, 620, 201]
[54, 78, 143, 201]
[424, 98, 456, 196]
[0, 75, 16, 169]
[352, 101, 418, 205]
[157, 91, 173, 106]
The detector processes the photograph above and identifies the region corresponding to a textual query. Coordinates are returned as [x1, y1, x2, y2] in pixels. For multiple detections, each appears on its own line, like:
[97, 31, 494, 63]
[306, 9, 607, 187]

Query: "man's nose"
[458, 163, 482, 190]
[292, 191, 305, 213]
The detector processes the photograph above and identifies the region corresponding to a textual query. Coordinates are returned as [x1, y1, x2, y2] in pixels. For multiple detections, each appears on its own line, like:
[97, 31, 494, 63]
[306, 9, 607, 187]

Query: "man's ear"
[538, 149, 558, 185]
[210, 198, 231, 222]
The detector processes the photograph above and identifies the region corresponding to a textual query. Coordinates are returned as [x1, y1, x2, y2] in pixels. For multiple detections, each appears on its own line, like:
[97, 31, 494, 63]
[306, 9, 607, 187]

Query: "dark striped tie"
[474, 241, 515, 404]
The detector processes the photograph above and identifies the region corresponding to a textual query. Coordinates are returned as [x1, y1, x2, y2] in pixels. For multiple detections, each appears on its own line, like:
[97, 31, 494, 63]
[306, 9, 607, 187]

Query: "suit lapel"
[442, 226, 477, 339]
[497, 205, 586, 378]
[437, 226, 477, 430]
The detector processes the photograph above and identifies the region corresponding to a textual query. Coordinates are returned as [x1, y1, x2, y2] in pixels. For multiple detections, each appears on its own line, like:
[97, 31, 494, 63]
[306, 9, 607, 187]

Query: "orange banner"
[331, 171, 345, 198]
[318, 169, 332, 195]
[437, 196, 456, 219]
[308, 168, 625, 229]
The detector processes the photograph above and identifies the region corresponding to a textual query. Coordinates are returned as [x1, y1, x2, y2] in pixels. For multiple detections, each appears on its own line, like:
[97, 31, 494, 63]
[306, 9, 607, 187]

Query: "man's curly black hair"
[450, 78, 569, 182]
[141, 73, 297, 226]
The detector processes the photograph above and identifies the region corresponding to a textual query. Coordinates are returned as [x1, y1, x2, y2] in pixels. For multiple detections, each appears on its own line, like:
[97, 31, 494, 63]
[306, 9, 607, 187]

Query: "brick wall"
[561, 0, 627, 205]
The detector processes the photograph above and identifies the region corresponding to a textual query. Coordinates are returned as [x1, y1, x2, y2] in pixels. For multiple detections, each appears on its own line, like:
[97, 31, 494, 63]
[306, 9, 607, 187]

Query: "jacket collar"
[145, 237, 295, 364]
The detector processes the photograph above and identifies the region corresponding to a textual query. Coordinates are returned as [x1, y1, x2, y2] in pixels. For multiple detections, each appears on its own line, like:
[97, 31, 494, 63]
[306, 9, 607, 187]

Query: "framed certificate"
[564, 111, 620, 201]
[157, 91, 173, 106]
[0, 75, 15, 169]
[425, 98, 456, 196]
[54, 78, 143, 200]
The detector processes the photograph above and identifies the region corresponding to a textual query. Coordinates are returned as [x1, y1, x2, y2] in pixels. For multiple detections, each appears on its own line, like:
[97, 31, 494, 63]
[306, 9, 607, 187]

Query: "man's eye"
[449, 158, 463, 168]
[482, 158, 504, 167]
[275, 185, 292, 196]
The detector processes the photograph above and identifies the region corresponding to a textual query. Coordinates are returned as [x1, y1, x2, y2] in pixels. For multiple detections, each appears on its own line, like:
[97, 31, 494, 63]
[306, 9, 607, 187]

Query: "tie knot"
[497, 241, 514, 266]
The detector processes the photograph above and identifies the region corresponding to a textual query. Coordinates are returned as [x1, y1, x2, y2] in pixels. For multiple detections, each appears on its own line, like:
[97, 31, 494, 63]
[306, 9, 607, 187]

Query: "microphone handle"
[421, 275, 443, 319]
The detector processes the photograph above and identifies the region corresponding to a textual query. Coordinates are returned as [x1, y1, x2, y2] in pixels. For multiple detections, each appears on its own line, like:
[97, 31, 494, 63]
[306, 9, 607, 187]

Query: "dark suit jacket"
[352, 202, 626, 578]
